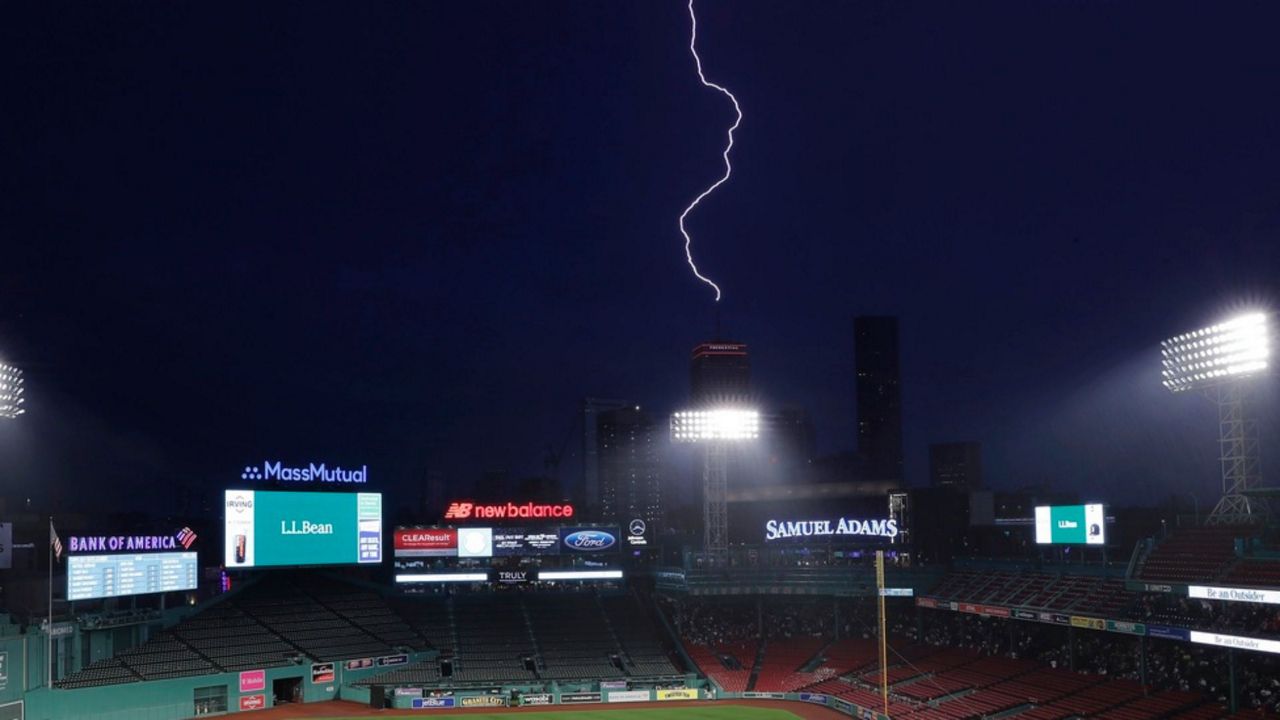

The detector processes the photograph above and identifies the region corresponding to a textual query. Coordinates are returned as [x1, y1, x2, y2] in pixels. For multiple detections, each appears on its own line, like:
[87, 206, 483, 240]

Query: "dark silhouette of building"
[597, 406, 663, 528]
[582, 397, 627, 510]
[929, 442, 983, 490]
[855, 316, 903, 480]
[762, 407, 816, 473]
[690, 341, 750, 404]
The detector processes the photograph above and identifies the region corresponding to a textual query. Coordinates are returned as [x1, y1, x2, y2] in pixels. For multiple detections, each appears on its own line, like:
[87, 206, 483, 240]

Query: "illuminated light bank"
[764, 518, 899, 541]
[538, 570, 624, 581]
[1161, 312, 1272, 392]
[395, 572, 488, 584]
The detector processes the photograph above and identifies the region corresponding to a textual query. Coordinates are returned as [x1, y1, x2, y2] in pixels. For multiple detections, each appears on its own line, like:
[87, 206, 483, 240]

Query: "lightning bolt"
[679, 0, 743, 303]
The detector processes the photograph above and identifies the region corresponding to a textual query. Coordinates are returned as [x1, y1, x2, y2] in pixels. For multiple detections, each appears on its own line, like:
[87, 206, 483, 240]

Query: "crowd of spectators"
[665, 598, 759, 650]
[1129, 594, 1280, 637]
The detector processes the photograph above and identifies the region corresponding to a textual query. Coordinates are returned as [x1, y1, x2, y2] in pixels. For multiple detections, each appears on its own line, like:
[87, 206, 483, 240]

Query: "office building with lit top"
[689, 341, 750, 404]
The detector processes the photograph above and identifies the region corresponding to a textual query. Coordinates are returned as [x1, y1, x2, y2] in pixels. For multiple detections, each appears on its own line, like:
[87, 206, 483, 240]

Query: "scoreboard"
[67, 552, 198, 601]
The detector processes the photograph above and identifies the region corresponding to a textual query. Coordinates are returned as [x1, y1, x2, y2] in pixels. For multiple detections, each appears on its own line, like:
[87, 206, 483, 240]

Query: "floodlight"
[670, 408, 760, 442]
[1161, 313, 1271, 392]
[0, 361, 24, 419]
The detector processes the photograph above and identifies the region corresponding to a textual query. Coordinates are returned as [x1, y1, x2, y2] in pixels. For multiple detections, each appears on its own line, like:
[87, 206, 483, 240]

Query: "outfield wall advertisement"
[225, 490, 382, 568]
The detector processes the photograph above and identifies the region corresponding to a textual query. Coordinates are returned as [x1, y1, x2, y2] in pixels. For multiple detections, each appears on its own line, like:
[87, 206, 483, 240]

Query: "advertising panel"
[1070, 616, 1105, 630]
[377, 654, 409, 667]
[456, 528, 493, 558]
[1189, 585, 1280, 605]
[600, 680, 628, 690]
[239, 670, 266, 693]
[1190, 631, 1280, 655]
[916, 597, 937, 609]
[765, 518, 899, 541]
[834, 698, 855, 714]
[607, 690, 651, 703]
[983, 606, 1010, 618]
[520, 694, 553, 706]
[1106, 620, 1146, 635]
[239, 694, 266, 711]
[1012, 610, 1037, 621]
[743, 692, 787, 699]
[460, 696, 507, 707]
[311, 662, 335, 684]
[1034, 504, 1105, 545]
[496, 570, 531, 584]
[444, 501, 575, 521]
[559, 526, 619, 553]
[67, 552, 198, 601]
[626, 518, 649, 547]
[344, 658, 374, 671]
[224, 490, 382, 568]
[799, 693, 830, 704]
[656, 688, 698, 701]
[394, 688, 424, 697]
[0, 652, 7, 692]
[561, 692, 602, 704]
[493, 528, 560, 556]
[412, 697, 455, 709]
[1147, 625, 1191, 642]
[394, 529, 457, 558]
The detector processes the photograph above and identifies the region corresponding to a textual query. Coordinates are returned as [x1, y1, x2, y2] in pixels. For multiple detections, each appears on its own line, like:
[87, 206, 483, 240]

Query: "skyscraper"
[582, 397, 627, 510]
[855, 316, 903, 480]
[929, 442, 983, 490]
[597, 406, 663, 529]
[690, 341, 750, 404]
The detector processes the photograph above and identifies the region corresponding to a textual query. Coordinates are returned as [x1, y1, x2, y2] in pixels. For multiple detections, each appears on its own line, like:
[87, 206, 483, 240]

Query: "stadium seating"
[1220, 559, 1280, 588]
[57, 574, 428, 688]
[751, 636, 828, 691]
[1136, 527, 1243, 584]
[926, 571, 1137, 618]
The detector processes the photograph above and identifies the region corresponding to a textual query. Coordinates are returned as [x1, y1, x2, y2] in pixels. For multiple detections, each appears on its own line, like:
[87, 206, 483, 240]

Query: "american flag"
[51, 522, 63, 562]
[177, 526, 198, 550]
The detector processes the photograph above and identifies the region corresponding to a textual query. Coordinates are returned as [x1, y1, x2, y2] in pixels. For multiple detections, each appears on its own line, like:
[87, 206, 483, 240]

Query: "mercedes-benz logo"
[629, 519, 646, 536]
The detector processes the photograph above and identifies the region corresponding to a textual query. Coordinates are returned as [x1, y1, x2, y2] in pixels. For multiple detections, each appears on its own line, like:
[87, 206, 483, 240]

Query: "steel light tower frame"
[671, 408, 759, 564]
[1161, 313, 1272, 525]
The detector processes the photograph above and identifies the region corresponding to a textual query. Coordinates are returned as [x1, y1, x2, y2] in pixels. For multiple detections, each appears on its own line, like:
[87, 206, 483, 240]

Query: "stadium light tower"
[0, 360, 24, 419]
[671, 408, 760, 565]
[1161, 312, 1272, 524]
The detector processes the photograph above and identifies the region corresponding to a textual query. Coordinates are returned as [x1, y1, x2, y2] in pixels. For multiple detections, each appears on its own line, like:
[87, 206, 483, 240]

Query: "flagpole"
[48, 516, 53, 688]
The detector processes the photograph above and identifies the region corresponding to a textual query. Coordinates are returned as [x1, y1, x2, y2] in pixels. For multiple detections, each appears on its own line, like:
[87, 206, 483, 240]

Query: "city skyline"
[1, 1, 1278, 515]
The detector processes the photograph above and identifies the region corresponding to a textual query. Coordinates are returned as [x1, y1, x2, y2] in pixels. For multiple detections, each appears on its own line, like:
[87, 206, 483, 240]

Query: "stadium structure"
[0, 316, 1275, 720]
[0, 475, 1278, 720]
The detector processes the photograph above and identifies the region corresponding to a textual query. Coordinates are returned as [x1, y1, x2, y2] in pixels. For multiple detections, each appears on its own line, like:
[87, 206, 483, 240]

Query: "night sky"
[2, 1, 1278, 515]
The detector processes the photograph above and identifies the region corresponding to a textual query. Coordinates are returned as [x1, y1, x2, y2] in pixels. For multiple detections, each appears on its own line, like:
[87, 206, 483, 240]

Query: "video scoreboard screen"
[225, 490, 383, 568]
[68, 552, 198, 601]
[1035, 504, 1106, 545]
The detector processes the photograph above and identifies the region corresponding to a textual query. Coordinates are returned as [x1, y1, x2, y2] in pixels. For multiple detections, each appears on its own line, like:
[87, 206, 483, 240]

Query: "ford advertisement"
[559, 526, 619, 553]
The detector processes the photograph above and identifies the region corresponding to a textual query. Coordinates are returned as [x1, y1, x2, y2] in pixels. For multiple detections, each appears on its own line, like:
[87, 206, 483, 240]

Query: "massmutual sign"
[241, 461, 368, 484]
[765, 517, 899, 541]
